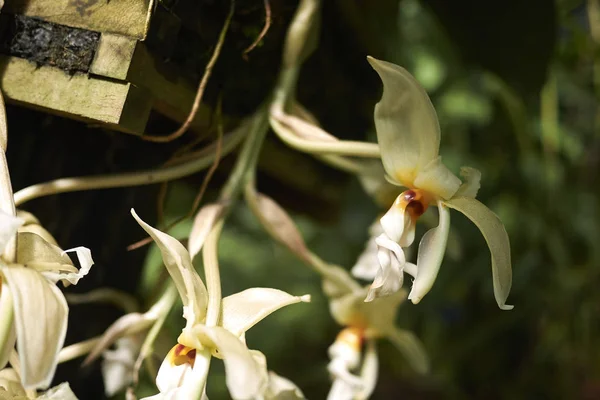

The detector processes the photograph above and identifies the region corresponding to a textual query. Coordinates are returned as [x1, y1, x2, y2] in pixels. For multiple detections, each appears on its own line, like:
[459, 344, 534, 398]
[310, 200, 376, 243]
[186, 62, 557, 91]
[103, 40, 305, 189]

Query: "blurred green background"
[9, 0, 600, 398]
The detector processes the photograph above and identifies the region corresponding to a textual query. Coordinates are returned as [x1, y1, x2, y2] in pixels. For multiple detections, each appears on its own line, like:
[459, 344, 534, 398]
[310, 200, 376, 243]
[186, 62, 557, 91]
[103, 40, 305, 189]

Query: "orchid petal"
[379, 200, 415, 247]
[38, 382, 78, 400]
[367, 56, 441, 187]
[386, 328, 430, 374]
[16, 210, 58, 246]
[155, 351, 194, 393]
[189, 204, 224, 261]
[355, 339, 378, 400]
[0, 282, 15, 370]
[454, 167, 482, 198]
[0, 210, 22, 255]
[351, 223, 382, 281]
[194, 325, 266, 400]
[0, 368, 26, 396]
[444, 196, 513, 310]
[2, 265, 68, 389]
[16, 232, 78, 284]
[364, 239, 405, 302]
[83, 313, 153, 365]
[131, 210, 208, 327]
[408, 202, 450, 304]
[221, 288, 310, 337]
[413, 157, 461, 200]
[101, 337, 138, 397]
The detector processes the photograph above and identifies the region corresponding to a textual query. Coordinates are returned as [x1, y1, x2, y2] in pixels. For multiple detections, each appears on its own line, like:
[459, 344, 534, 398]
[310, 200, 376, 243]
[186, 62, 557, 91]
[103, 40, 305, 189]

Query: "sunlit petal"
[386, 328, 430, 374]
[221, 288, 310, 337]
[131, 210, 209, 327]
[194, 326, 266, 400]
[2, 265, 68, 389]
[408, 202, 451, 304]
[444, 196, 513, 310]
[413, 157, 461, 200]
[367, 56, 441, 187]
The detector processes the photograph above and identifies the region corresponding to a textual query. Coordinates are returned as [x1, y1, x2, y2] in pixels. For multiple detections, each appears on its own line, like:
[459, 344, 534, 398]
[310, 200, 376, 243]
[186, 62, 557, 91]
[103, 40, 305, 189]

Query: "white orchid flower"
[0, 210, 93, 390]
[324, 266, 429, 400]
[131, 210, 309, 400]
[366, 56, 513, 310]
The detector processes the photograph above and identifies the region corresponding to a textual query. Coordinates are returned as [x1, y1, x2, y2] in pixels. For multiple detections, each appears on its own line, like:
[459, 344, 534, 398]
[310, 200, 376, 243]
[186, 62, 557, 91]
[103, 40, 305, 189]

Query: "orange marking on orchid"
[168, 343, 197, 368]
[335, 327, 364, 351]
[392, 189, 430, 221]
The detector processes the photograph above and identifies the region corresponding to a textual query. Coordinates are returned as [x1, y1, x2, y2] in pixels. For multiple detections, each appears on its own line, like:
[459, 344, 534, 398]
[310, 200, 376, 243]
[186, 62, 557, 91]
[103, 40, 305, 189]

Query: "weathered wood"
[4, 0, 153, 40]
[0, 56, 153, 134]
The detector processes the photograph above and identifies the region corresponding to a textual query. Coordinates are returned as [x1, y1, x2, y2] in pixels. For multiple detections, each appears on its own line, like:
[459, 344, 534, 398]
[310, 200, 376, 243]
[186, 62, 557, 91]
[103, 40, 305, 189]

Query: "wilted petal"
[245, 189, 310, 262]
[194, 325, 266, 400]
[413, 157, 461, 200]
[189, 204, 224, 261]
[444, 196, 513, 310]
[454, 167, 482, 198]
[408, 202, 451, 304]
[221, 288, 310, 337]
[16, 210, 58, 246]
[0, 281, 15, 370]
[355, 340, 378, 400]
[131, 210, 209, 327]
[38, 382, 78, 400]
[367, 56, 441, 187]
[2, 265, 68, 389]
[0, 210, 22, 255]
[386, 328, 429, 375]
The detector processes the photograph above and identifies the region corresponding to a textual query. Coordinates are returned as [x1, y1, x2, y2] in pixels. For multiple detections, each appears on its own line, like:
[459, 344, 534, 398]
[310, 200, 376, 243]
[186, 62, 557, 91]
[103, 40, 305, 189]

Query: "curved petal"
[131, 210, 208, 326]
[367, 56, 441, 187]
[379, 201, 414, 247]
[454, 167, 482, 198]
[386, 328, 430, 375]
[2, 266, 68, 389]
[194, 326, 266, 400]
[221, 288, 310, 337]
[0, 282, 15, 370]
[265, 371, 306, 400]
[189, 204, 224, 261]
[16, 232, 78, 284]
[413, 157, 461, 200]
[408, 202, 451, 304]
[444, 196, 513, 310]
[355, 339, 378, 400]
[364, 237, 405, 302]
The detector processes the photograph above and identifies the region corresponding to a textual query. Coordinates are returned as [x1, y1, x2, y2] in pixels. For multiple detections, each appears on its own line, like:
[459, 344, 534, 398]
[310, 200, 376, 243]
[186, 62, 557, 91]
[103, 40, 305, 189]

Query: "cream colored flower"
[366, 56, 513, 310]
[131, 210, 309, 400]
[0, 211, 93, 390]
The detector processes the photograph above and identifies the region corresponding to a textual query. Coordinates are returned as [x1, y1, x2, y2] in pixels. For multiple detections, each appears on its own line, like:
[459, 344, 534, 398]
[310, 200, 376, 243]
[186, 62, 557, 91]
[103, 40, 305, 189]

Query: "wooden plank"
[90, 33, 138, 80]
[4, 0, 153, 40]
[0, 56, 152, 134]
